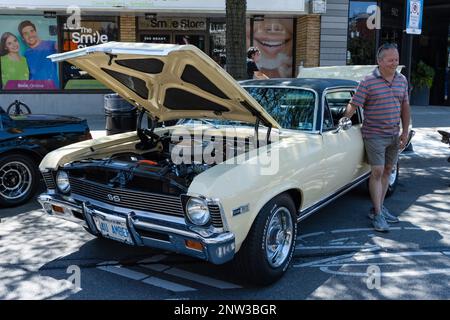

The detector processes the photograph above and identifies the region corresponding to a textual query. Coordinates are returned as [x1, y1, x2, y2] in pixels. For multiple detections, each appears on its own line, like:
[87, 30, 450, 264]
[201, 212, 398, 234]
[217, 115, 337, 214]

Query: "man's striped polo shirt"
[350, 67, 409, 138]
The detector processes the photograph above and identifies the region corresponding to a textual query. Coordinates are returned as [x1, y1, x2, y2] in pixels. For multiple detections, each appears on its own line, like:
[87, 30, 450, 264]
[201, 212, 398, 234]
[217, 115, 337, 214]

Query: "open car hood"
[48, 42, 280, 129]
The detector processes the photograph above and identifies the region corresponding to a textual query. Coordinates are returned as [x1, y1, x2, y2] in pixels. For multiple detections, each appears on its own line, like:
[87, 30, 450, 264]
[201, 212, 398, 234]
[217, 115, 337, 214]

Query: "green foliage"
[412, 61, 435, 89]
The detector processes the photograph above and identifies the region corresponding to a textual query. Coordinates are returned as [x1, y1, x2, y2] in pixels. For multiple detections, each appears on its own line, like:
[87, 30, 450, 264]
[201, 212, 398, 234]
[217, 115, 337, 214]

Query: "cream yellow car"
[38, 42, 409, 285]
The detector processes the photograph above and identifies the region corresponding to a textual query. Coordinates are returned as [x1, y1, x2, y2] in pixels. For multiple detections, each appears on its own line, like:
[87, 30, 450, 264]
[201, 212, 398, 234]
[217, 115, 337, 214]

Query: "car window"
[245, 87, 315, 131]
[324, 90, 361, 127]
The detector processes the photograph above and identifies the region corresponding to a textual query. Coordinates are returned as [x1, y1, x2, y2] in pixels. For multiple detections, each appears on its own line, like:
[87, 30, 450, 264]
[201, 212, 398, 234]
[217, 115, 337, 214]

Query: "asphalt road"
[1, 106, 449, 300]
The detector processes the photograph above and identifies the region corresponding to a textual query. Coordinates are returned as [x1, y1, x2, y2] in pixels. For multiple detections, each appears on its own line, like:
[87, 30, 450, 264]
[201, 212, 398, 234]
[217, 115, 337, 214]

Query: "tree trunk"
[226, 0, 247, 80]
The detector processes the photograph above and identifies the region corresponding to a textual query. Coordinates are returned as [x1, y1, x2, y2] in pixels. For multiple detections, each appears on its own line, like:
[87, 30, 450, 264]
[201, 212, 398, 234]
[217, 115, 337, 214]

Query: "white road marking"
[97, 265, 148, 281]
[296, 245, 380, 250]
[331, 228, 378, 234]
[142, 276, 197, 292]
[297, 231, 325, 240]
[138, 255, 167, 264]
[164, 267, 242, 289]
[320, 266, 450, 277]
[141, 263, 170, 272]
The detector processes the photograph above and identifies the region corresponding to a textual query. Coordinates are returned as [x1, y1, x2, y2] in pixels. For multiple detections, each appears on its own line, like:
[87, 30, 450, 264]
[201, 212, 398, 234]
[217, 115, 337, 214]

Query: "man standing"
[344, 43, 410, 232]
[18, 20, 58, 88]
[246, 47, 269, 80]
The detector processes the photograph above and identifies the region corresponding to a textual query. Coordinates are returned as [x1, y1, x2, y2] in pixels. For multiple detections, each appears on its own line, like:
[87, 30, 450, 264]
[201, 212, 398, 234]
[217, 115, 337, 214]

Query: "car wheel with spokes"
[0, 154, 39, 207]
[233, 193, 297, 285]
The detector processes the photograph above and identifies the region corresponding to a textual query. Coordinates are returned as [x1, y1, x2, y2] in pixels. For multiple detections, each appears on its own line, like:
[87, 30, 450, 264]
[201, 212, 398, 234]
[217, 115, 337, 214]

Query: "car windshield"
[244, 87, 316, 131]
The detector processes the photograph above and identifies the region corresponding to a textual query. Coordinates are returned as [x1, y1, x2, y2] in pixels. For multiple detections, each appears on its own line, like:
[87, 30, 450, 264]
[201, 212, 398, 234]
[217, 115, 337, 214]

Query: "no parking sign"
[406, 0, 423, 35]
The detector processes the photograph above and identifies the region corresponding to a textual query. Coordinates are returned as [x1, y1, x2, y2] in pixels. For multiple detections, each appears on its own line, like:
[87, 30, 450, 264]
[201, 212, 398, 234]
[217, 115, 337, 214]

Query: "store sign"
[406, 0, 423, 35]
[64, 26, 109, 48]
[0, 0, 306, 14]
[139, 17, 206, 31]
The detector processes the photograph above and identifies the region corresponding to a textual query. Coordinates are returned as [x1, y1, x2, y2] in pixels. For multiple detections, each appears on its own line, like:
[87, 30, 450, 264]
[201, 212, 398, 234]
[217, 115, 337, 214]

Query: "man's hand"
[399, 131, 409, 150]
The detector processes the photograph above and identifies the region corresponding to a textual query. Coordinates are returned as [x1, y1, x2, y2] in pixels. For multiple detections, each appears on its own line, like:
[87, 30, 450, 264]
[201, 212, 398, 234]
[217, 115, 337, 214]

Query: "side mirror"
[333, 117, 352, 134]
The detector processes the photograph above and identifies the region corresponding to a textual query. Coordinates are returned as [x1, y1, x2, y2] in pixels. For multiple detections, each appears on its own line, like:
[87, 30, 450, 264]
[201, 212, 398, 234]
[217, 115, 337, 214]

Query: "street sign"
[406, 0, 423, 35]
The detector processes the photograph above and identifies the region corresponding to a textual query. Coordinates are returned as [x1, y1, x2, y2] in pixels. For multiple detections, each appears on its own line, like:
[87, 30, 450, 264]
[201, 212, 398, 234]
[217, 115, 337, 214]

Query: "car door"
[320, 89, 368, 197]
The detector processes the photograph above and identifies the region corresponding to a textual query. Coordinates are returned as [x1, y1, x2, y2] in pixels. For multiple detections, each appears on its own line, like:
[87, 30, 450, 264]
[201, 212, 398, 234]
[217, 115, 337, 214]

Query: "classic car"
[0, 107, 91, 207]
[37, 42, 411, 285]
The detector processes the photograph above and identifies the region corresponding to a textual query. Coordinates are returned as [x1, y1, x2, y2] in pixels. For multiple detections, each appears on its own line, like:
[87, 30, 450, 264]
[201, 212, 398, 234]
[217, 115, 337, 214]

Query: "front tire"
[233, 194, 297, 286]
[0, 154, 39, 207]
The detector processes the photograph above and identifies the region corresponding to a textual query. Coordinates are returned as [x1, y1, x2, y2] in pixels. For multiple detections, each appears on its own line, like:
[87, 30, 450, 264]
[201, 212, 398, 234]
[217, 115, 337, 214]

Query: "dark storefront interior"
[419, 0, 450, 105]
[347, 0, 450, 106]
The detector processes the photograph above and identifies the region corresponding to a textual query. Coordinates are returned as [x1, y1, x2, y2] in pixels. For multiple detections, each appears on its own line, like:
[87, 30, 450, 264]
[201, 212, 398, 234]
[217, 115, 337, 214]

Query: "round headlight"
[186, 197, 210, 226]
[56, 171, 70, 193]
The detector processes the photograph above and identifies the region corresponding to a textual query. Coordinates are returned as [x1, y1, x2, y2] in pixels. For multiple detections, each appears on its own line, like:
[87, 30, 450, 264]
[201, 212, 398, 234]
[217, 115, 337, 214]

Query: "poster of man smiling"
[0, 15, 59, 90]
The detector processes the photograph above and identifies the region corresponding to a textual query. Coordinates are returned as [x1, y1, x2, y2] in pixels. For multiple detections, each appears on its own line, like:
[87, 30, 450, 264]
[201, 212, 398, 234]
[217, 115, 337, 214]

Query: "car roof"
[240, 78, 358, 92]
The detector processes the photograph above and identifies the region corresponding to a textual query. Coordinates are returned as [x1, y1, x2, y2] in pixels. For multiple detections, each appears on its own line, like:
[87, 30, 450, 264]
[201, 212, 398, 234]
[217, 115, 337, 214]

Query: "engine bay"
[64, 130, 254, 195]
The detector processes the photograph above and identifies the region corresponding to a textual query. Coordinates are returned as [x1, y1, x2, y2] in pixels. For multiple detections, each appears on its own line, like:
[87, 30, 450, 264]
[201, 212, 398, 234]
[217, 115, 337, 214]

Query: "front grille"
[208, 204, 224, 228]
[42, 172, 55, 189]
[69, 177, 184, 217]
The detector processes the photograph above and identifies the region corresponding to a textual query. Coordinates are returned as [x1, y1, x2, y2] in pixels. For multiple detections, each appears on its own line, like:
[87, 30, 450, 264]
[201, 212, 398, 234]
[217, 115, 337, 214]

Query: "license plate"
[93, 215, 133, 245]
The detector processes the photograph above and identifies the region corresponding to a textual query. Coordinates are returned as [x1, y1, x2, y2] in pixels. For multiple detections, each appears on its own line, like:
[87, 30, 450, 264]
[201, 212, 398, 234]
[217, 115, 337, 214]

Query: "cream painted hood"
[48, 42, 280, 129]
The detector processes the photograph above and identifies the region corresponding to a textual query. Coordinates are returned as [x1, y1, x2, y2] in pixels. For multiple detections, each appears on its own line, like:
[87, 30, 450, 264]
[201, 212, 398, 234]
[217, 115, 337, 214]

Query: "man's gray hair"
[377, 43, 398, 61]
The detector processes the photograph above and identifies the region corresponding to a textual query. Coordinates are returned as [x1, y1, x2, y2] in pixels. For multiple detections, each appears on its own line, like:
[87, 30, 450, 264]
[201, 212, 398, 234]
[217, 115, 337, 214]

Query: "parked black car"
[0, 106, 91, 207]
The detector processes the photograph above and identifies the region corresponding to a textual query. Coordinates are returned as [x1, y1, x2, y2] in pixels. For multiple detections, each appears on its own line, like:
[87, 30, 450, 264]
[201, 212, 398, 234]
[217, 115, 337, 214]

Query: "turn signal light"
[52, 205, 64, 214]
[185, 240, 203, 251]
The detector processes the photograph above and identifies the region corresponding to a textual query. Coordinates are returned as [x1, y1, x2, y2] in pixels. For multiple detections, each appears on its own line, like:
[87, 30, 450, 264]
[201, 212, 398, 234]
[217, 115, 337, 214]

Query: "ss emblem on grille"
[107, 194, 121, 202]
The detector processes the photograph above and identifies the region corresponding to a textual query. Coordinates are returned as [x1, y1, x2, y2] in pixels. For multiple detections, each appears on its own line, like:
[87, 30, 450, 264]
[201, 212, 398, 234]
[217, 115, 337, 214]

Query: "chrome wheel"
[0, 161, 32, 200]
[265, 207, 294, 268]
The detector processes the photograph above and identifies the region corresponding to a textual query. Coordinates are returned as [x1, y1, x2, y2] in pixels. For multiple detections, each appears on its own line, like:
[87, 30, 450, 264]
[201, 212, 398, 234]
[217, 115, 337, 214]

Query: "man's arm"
[254, 71, 269, 79]
[399, 99, 411, 149]
[343, 103, 358, 119]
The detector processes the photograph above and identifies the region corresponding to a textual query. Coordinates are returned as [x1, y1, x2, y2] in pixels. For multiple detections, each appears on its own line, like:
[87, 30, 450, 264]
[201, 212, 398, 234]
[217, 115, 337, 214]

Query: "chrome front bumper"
[38, 193, 235, 265]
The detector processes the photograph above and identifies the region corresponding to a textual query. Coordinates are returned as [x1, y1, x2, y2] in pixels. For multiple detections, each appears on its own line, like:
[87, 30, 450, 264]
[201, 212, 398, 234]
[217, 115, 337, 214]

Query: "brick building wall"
[296, 15, 321, 72]
[120, 16, 136, 42]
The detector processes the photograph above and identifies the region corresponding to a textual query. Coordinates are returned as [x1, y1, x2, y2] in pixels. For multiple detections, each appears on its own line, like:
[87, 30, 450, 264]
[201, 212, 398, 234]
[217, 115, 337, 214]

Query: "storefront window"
[209, 21, 226, 68]
[0, 15, 59, 90]
[138, 17, 207, 53]
[347, 1, 377, 65]
[246, 18, 294, 78]
[62, 17, 118, 90]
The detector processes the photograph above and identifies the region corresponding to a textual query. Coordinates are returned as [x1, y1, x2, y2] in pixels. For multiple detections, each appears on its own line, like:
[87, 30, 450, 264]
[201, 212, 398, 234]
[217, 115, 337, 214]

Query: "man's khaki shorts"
[363, 136, 400, 166]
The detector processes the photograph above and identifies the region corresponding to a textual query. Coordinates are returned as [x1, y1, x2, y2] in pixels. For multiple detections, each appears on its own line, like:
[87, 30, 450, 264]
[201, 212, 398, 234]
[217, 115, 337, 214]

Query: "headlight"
[186, 197, 210, 226]
[56, 171, 70, 193]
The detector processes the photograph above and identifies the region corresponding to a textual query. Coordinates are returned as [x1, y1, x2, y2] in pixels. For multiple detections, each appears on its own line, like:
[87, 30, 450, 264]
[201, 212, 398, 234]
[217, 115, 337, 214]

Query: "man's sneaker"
[372, 213, 390, 232]
[381, 206, 399, 223]
[368, 207, 399, 223]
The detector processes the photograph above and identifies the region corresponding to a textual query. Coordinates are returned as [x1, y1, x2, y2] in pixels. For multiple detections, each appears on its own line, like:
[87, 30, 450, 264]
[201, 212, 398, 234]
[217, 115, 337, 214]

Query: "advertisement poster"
[247, 18, 294, 78]
[62, 19, 118, 89]
[0, 15, 59, 90]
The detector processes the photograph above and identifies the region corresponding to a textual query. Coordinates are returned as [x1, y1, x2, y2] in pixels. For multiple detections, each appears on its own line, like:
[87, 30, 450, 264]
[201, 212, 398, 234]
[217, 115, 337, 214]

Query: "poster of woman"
[0, 15, 58, 90]
[0, 32, 29, 86]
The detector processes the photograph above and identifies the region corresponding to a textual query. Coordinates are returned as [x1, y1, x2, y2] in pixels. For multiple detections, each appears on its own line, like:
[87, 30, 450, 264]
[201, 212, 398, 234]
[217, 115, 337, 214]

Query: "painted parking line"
[138, 255, 168, 264]
[164, 267, 242, 289]
[296, 245, 380, 250]
[141, 263, 171, 272]
[142, 276, 197, 292]
[97, 264, 148, 281]
[96, 257, 242, 292]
